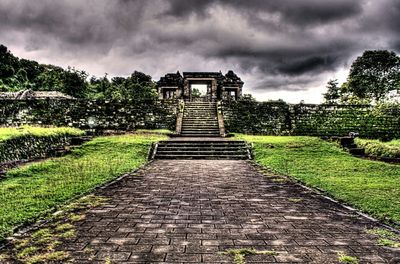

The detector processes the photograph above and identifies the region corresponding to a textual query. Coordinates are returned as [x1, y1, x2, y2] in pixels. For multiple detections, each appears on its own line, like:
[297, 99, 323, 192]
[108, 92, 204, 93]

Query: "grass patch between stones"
[0, 194, 109, 263]
[367, 228, 400, 248]
[221, 248, 277, 264]
[337, 251, 359, 264]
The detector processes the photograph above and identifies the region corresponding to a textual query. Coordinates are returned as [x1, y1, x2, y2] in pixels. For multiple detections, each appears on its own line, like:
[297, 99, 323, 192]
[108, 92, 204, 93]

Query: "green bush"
[0, 126, 84, 163]
[355, 138, 400, 158]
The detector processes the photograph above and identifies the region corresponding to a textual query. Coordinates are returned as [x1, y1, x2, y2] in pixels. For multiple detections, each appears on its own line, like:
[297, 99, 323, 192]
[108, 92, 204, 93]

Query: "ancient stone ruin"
[157, 70, 244, 101]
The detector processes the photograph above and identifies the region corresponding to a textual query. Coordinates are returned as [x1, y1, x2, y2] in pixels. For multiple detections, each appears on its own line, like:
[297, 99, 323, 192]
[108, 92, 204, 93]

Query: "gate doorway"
[189, 81, 212, 102]
[190, 84, 208, 102]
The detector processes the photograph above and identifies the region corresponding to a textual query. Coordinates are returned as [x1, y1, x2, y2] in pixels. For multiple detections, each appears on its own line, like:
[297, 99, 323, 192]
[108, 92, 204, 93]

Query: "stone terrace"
[12, 159, 398, 263]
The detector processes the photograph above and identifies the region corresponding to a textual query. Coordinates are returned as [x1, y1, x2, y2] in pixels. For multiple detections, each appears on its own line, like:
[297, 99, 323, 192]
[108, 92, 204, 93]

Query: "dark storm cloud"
[165, 0, 363, 26]
[0, 0, 147, 52]
[1, 0, 400, 101]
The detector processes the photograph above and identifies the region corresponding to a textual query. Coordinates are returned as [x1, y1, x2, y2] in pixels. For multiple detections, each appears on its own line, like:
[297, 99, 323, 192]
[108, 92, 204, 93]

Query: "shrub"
[355, 138, 400, 158]
[0, 126, 84, 163]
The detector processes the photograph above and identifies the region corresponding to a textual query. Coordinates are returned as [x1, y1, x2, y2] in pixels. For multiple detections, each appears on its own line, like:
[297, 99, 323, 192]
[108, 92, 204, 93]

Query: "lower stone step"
[154, 155, 248, 160]
[349, 148, 365, 156]
[181, 131, 220, 133]
[156, 150, 248, 155]
[179, 134, 221, 137]
[157, 147, 248, 151]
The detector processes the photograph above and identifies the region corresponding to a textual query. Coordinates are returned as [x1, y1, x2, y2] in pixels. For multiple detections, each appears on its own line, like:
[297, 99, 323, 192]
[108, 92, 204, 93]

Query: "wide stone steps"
[180, 100, 220, 136]
[158, 142, 248, 146]
[154, 140, 250, 159]
[182, 124, 219, 129]
[155, 150, 248, 155]
[183, 121, 218, 124]
[152, 102, 251, 160]
[157, 147, 247, 151]
[183, 116, 216, 118]
[183, 116, 217, 118]
[180, 131, 219, 133]
[154, 155, 247, 160]
[178, 134, 221, 137]
[181, 131, 220, 134]
[180, 134, 221, 137]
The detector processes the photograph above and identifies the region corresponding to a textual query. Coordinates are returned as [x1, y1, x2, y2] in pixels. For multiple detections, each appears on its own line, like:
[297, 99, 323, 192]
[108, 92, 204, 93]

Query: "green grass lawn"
[355, 138, 400, 158]
[0, 131, 168, 241]
[236, 134, 400, 227]
[0, 126, 83, 142]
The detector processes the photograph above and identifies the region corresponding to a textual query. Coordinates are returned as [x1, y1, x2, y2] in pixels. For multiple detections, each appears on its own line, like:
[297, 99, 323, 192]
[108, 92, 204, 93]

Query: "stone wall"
[223, 100, 400, 139]
[3, 99, 399, 139]
[0, 99, 178, 130]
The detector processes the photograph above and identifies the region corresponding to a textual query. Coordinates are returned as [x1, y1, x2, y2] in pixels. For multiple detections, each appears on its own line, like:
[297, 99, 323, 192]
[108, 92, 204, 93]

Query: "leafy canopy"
[0, 44, 157, 100]
[347, 50, 400, 102]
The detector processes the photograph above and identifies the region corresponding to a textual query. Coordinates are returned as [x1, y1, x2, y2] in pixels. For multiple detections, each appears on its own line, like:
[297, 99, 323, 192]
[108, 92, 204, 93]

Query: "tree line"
[2, 44, 399, 104]
[0, 44, 157, 100]
[324, 50, 400, 104]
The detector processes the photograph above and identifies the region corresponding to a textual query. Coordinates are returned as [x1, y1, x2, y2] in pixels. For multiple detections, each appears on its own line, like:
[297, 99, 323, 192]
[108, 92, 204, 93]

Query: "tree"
[241, 94, 256, 101]
[0, 44, 159, 99]
[347, 50, 400, 102]
[0, 44, 19, 80]
[120, 71, 157, 101]
[35, 65, 65, 92]
[323, 79, 340, 104]
[191, 88, 201, 98]
[19, 58, 43, 81]
[62, 67, 88, 98]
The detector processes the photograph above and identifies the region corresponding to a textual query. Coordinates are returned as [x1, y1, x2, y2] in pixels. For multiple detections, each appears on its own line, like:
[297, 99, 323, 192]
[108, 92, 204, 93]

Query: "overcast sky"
[1, 0, 399, 103]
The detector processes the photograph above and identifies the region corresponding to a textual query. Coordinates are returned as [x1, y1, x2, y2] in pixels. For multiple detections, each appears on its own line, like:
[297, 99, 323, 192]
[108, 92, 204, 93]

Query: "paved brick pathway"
[3, 160, 400, 263]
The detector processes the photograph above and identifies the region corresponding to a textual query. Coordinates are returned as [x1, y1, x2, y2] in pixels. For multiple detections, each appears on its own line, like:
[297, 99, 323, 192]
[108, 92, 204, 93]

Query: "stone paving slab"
[168, 137, 233, 141]
[2, 160, 400, 263]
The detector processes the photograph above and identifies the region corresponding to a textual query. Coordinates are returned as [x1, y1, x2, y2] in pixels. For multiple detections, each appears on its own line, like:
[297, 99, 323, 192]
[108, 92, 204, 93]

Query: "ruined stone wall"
[0, 99, 178, 131]
[222, 100, 400, 139]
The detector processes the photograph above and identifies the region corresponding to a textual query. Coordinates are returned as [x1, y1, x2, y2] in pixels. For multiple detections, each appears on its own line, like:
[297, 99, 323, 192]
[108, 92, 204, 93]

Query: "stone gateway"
[157, 71, 243, 101]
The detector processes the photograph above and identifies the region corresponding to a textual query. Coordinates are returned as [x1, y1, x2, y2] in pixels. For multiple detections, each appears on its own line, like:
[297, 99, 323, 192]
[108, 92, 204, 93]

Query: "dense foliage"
[237, 135, 400, 227]
[322, 79, 340, 104]
[0, 44, 157, 100]
[347, 50, 400, 102]
[324, 50, 400, 104]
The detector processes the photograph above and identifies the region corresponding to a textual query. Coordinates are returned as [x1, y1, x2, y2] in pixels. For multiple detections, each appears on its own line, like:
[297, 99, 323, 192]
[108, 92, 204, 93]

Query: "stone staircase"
[335, 136, 365, 156]
[153, 140, 251, 160]
[181, 102, 220, 137]
[152, 101, 251, 160]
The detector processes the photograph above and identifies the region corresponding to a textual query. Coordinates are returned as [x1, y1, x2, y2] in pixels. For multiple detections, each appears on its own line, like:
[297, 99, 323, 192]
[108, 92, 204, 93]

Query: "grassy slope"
[237, 135, 400, 226]
[0, 126, 84, 142]
[0, 132, 167, 240]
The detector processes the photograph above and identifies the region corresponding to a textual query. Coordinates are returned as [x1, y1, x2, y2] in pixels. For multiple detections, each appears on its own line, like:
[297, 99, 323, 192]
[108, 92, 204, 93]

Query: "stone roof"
[158, 71, 243, 86]
[182, 72, 224, 79]
[157, 72, 183, 86]
[223, 70, 244, 85]
[0, 90, 75, 100]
